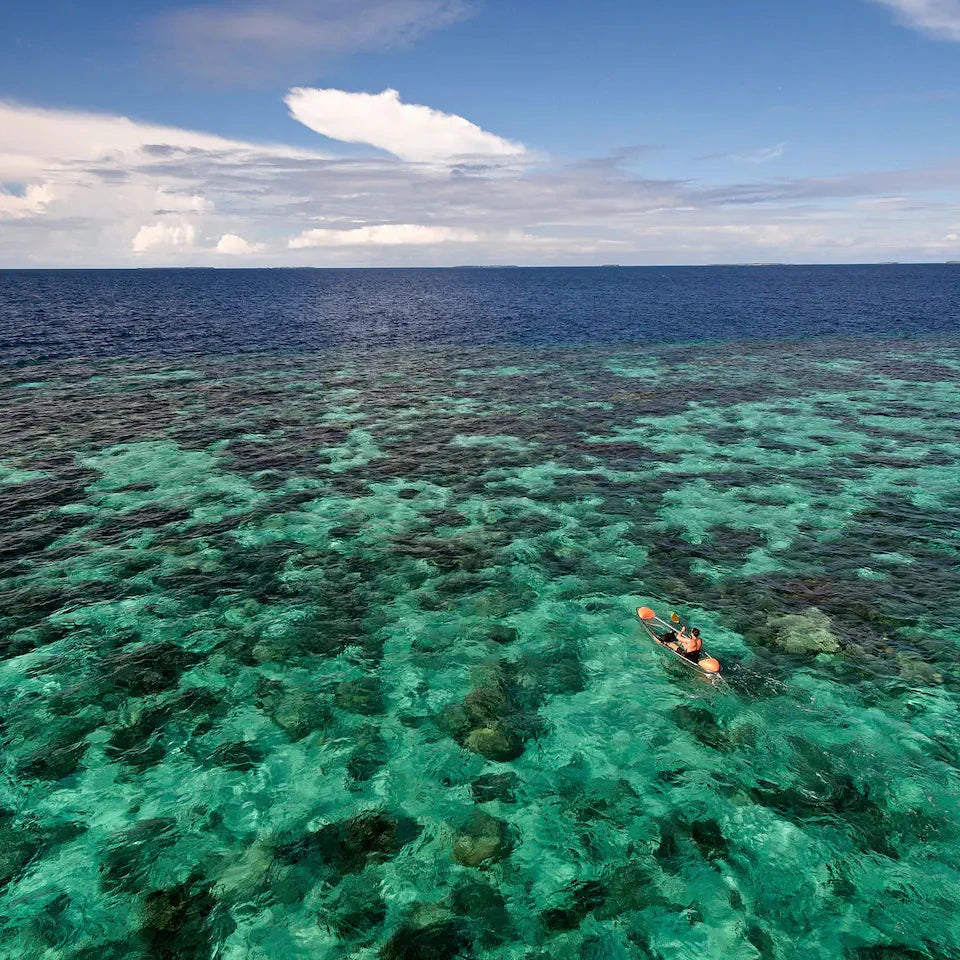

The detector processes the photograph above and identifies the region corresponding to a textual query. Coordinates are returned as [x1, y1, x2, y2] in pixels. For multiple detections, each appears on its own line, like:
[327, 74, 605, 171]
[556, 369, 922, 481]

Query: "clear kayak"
[636, 606, 721, 674]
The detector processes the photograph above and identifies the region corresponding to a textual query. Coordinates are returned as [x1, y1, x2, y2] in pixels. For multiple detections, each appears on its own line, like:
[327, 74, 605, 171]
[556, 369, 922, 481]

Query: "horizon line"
[2, 261, 958, 271]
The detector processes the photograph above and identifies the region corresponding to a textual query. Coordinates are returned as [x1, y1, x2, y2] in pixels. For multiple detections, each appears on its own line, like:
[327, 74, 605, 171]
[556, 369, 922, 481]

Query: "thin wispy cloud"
[152, 0, 470, 83]
[702, 143, 786, 164]
[570, 145, 662, 175]
[285, 87, 527, 164]
[869, 0, 960, 40]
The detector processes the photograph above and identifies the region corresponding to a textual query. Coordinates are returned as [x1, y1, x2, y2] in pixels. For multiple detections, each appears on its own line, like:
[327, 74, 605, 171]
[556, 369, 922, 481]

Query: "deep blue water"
[2, 265, 958, 360]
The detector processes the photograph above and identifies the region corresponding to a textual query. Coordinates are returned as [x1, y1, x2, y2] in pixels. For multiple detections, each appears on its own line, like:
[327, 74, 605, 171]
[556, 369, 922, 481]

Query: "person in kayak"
[660, 626, 702, 661]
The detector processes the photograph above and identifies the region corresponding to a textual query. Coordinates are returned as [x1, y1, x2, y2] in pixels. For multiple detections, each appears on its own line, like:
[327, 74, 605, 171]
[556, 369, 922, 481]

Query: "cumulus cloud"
[152, 0, 469, 83]
[869, 0, 960, 40]
[132, 221, 197, 253]
[216, 233, 265, 254]
[286, 87, 526, 164]
[289, 223, 479, 247]
[0, 183, 53, 219]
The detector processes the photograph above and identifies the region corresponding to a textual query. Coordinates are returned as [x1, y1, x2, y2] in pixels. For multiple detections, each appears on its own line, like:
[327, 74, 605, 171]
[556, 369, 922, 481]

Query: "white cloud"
[289, 224, 479, 247]
[153, 0, 469, 83]
[0, 182, 53, 220]
[869, 0, 960, 39]
[285, 87, 526, 164]
[216, 233, 264, 254]
[132, 221, 197, 253]
[4, 98, 960, 266]
[156, 189, 214, 213]
[0, 100, 323, 265]
[0, 100, 300, 176]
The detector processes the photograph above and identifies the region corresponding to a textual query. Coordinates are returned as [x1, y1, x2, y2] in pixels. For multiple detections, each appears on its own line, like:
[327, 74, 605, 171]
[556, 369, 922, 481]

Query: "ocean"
[1, 266, 959, 959]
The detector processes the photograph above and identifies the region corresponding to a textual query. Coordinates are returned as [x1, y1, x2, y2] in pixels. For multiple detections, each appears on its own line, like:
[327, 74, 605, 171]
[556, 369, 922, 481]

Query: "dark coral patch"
[102, 640, 204, 697]
[540, 881, 606, 933]
[347, 724, 388, 782]
[471, 772, 519, 804]
[101, 818, 178, 895]
[140, 874, 235, 960]
[381, 919, 470, 960]
[275, 811, 421, 878]
[322, 873, 387, 940]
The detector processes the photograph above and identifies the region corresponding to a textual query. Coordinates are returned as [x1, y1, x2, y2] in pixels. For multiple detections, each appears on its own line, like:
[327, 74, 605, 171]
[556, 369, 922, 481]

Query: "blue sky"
[2, 0, 960, 265]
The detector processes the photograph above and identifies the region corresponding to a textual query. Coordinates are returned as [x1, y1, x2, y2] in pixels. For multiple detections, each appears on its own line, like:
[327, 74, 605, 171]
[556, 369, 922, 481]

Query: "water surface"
[1, 269, 959, 959]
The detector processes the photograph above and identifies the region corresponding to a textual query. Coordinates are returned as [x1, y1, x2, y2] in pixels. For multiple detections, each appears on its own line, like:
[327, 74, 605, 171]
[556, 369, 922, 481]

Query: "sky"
[2, 0, 960, 266]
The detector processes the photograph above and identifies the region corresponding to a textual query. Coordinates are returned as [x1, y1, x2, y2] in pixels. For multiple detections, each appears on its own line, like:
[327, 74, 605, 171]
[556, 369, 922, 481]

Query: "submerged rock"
[847, 948, 931, 960]
[765, 607, 840, 654]
[258, 681, 332, 741]
[335, 676, 384, 716]
[563, 776, 640, 825]
[488, 625, 518, 645]
[435, 704, 472, 741]
[445, 664, 538, 763]
[670, 705, 731, 752]
[464, 724, 524, 762]
[895, 652, 943, 685]
[519, 639, 587, 696]
[452, 811, 512, 867]
[464, 685, 507, 725]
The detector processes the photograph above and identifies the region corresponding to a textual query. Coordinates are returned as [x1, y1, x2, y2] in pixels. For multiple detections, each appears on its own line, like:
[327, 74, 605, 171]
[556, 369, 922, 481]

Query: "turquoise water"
[2, 335, 959, 959]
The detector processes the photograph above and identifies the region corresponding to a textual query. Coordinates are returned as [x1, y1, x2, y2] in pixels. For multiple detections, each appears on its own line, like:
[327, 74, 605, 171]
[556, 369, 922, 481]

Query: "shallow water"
[2, 332, 959, 959]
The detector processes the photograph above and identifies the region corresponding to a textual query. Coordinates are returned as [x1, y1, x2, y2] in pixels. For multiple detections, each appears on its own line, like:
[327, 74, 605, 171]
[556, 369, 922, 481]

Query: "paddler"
[666, 626, 702, 662]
